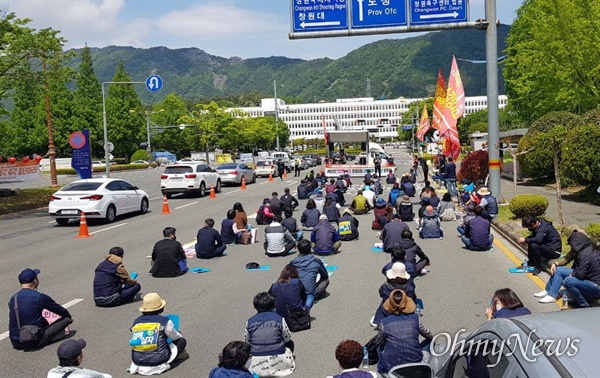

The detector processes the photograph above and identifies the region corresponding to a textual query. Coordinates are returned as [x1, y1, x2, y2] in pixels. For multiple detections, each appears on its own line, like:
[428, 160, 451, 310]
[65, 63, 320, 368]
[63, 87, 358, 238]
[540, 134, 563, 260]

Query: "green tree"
[561, 123, 600, 187]
[9, 74, 44, 155]
[73, 46, 103, 157]
[105, 61, 144, 159]
[504, 0, 600, 121]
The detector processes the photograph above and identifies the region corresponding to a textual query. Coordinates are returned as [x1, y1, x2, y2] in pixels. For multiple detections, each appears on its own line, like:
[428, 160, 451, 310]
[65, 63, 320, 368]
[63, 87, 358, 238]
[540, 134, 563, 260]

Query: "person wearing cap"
[397, 195, 415, 222]
[311, 214, 342, 255]
[47, 339, 112, 378]
[129, 293, 188, 375]
[338, 208, 360, 242]
[151, 227, 188, 277]
[93, 246, 141, 307]
[371, 197, 388, 230]
[291, 239, 329, 309]
[462, 206, 494, 251]
[518, 215, 562, 275]
[197, 218, 227, 259]
[419, 206, 443, 239]
[350, 189, 370, 215]
[372, 263, 416, 326]
[477, 187, 498, 219]
[375, 290, 432, 375]
[264, 214, 297, 257]
[362, 185, 376, 208]
[381, 214, 409, 253]
[8, 268, 73, 350]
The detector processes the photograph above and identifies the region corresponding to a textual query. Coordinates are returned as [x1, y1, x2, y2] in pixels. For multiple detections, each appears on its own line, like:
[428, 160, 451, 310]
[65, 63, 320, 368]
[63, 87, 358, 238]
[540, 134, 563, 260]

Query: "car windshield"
[257, 161, 271, 166]
[218, 164, 237, 170]
[164, 166, 193, 174]
[61, 182, 103, 191]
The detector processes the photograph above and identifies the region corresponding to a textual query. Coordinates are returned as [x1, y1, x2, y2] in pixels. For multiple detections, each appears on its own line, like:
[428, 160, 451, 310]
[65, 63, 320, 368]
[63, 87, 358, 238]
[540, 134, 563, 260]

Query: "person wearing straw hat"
[372, 263, 416, 326]
[476, 187, 498, 219]
[338, 208, 359, 241]
[47, 339, 112, 378]
[129, 293, 188, 375]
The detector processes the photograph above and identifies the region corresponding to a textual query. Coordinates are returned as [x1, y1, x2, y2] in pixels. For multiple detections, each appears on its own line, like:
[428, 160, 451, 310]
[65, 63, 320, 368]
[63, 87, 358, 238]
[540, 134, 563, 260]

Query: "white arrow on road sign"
[357, 0, 365, 21]
[105, 142, 114, 152]
[300, 21, 341, 28]
[420, 11, 460, 20]
[145, 75, 163, 92]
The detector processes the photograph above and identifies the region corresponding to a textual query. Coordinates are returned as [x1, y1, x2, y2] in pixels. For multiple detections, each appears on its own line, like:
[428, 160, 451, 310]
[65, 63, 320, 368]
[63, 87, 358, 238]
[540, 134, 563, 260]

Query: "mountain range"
[73, 25, 510, 104]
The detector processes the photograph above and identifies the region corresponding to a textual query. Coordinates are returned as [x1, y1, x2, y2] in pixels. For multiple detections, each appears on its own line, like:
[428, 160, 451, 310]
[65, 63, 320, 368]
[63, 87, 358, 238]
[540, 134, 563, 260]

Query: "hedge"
[585, 223, 600, 243]
[52, 164, 149, 175]
[508, 194, 549, 218]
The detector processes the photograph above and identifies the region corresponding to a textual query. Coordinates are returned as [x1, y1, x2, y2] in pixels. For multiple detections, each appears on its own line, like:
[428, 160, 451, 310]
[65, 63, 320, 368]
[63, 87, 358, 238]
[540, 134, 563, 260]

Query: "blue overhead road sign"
[145, 75, 163, 92]
[410, 0, 467, 25]
[292, 0, 348, 33]
[352, 0, 407, 29]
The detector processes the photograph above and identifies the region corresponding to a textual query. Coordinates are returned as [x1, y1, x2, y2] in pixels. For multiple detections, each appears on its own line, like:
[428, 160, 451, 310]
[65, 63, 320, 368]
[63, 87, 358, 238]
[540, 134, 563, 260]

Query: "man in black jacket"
[280, 188, 299, 212]
[562, 232, 600, 308]
[195, 219, 226, 259]
[518, 216, 562, 275]
[151, 227, 188, 277]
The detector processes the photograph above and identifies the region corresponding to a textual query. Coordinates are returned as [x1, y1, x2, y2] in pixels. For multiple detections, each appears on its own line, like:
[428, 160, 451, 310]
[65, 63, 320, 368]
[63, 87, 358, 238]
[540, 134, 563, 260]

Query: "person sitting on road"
[372, 263, 416, 326]
[264, 214, 297, 257]
[220, 209, 245, 244]
[325, 178, 337, 194]
[269, 264, 307, 318]
[385, 169, 397, 184]
[381, 243, 414, 276]
[297, 180, 310, 200]
[269, 192, 283, 216]
[281, 209, 304, 242]
[327, 339, 377, 378]
[322, 196, 340, 224]
[362, 185, 376, 208]
[335, 175, 347, 193]
[209, 341, 254, 378]
[477, 187, 498, 219]
[461, 206, 493, 251]
[93, 246, 141, 308]
[372, 178, 383, 196]
[372, 197, 388, 230]
[333, 186, 346, 207]
[338, 208, 360, 242]
[536, 230, 600, 307]
[196, 219, 226, 259]
[129, 293, 188, 375]
[401, 180, 416, 197]
[416, 197, 430, 228]
[456, 204, 476, 236]
[563, 235, 600, 308]
[343, 172, 352, 187]
[398, 195, 415, 222]
[408, 168, 417, 184]
[485, 288, 531, 320]
[47, 339, 112, 378]
[256, 198, 274, 225]
[427, 188, 440, 207]
[291, 240, 329, 310]
[280, 188, 299, 212]
[311, 215, 342, 255]
[388, 183, 403, 208]
[152, 227, 188, 277]
[300, 199, 320, 230]
[437, 192, 456, 221]
[518, 215, 562, 275]
[381, 214, 410, 253]
[350, 190, 371, 215]
[363, 171, 373, 186]
[305, 170, 315, 181]
[419, 206, 443, 240]
[245, 292, 295, 377]
[233, 202, 249, 231]
[399, 230, 430, 277]
[8, 268, 73, 351]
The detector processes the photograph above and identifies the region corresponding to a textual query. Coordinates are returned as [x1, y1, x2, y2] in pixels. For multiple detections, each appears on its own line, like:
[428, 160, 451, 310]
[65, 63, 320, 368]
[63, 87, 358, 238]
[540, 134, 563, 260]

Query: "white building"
[229, 95, 508, 141]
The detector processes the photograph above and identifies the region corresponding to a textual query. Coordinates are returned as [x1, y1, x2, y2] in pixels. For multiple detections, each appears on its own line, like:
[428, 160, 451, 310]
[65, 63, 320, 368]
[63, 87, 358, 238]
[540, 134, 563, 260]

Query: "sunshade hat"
[477, 187, 491, 196]
[383, 289, 416, 315]
[386, 262, 410, 280]
[139, 293, 166, 312]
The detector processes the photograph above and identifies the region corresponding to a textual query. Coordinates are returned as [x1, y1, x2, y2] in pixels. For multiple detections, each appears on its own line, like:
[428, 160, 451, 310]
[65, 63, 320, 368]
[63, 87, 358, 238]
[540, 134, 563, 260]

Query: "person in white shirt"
[362, 186, 376, 208]
[47, 339, 112, 378]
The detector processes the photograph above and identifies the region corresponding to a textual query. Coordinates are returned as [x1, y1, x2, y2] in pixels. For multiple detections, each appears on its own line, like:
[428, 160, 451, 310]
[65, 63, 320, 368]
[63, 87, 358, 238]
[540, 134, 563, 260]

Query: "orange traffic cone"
[161, 195, 171, 214]
[210, 184, 216, 199]
[283, 170, 288, 179]
[269, 173, 274, 182]
[241, 177, 247, 190]
[76, 212, 92, 238]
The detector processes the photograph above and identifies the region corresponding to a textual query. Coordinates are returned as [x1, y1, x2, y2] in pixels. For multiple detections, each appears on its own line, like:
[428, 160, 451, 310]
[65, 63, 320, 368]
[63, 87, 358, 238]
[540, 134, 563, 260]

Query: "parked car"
[160, 163, 221, 198]
[387, 308, 599, 378]
[48, 178, 149, 226]
[254, 160, 278, 178]
[130, 160, 149, 165]
[92, 161, 104, 167]
[307, 153, 322, 165]
[293, 156, 310, 170]
[270, 152, 293, 172]
[215, 162, 256, 186]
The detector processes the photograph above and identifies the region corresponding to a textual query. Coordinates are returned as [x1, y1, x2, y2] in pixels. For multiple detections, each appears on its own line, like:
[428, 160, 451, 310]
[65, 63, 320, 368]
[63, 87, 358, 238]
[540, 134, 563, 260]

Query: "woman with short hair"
[485, 288, 531, 320]
[209, 341, 254, 378]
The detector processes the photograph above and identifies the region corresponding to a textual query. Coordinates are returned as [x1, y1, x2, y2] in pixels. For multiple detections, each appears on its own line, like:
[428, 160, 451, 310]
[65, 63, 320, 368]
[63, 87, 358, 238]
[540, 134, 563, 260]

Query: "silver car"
[216, 163, 255, 186]
[388, 308, 599, 378]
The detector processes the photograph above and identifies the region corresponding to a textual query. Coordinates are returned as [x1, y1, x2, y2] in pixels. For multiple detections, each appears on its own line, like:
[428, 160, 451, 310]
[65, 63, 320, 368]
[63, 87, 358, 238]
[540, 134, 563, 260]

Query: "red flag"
[441, 56, 465, 161]
[322, 114, 329, 147]
[431, 69, 446, 131]
[416, 103, 431, 142]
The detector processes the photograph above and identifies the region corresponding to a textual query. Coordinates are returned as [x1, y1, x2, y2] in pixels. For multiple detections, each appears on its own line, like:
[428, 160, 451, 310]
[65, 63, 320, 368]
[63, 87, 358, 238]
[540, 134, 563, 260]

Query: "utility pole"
[42, 60, 58, 187]
[274, 79, 280, 151]
[486, 0, 501, 199]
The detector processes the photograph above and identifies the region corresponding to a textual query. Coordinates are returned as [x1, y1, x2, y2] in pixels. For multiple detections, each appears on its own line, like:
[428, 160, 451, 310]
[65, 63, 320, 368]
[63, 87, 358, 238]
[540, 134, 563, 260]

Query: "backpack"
[256, 205, 266, 225]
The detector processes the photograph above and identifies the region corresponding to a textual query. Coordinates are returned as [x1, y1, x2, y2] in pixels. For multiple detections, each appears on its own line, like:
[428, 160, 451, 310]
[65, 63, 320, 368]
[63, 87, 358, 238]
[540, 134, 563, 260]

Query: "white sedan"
[48, 178, 149, 226]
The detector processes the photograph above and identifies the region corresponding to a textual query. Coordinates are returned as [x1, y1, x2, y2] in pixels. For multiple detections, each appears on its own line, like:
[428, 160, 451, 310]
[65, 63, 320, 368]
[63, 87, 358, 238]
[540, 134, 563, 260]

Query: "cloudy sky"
[5, 0, 524, 60]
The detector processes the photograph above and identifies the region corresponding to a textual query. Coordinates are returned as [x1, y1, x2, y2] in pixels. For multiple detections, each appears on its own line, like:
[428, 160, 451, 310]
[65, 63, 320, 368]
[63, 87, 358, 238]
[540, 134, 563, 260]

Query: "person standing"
[93, 246, 141, 307]
[264, 214, 297, 257]
[47, 339, 112, 378]
[444, 156, 457, 197]
[373, 154, 382, 178]
[294, 157, 301, 177]
[151, 227, 188, 277]
[196, 219, 227, 259]
[277, 159, 285, 180]
[419, 157, 429, 182]
[518, 216, 562, 275]
[9, 268, 73, 350]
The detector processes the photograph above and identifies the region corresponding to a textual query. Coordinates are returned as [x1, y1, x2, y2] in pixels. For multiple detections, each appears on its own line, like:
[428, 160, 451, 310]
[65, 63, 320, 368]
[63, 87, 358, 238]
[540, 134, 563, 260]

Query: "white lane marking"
[150, 196, 162, 201]
[226, 189, 240, 195]
[0, 298, 84, 341]
[89, 223, 127, 235]
[174, 201, 198, 209]
[258, 181, 270, 185]
[248, 212, 257, 219]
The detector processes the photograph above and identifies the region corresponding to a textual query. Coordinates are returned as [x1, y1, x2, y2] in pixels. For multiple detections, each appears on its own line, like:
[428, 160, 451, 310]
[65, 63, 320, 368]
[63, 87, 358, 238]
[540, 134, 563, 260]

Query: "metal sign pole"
[485, 0, 501, 199]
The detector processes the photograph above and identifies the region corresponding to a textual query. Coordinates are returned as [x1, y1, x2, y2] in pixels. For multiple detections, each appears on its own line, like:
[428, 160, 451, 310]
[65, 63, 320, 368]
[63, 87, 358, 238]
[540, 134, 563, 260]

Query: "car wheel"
[105, 205, 116, 223]
[140, 198, 149, 214]
[215, 180, 222, 193]
[55, 218, 69, 226]
[251, 173, 256, 183]
[165, 193, 173, 199]
[198, 182, 206, 197]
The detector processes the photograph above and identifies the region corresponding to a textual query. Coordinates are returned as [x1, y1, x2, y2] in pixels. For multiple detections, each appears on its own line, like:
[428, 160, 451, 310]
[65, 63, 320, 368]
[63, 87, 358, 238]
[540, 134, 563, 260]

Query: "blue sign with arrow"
[292, 0, 348, 32]
[352, 0, 407, 29]
[410, 0, 467, 25]
[145, 75, 163, 92]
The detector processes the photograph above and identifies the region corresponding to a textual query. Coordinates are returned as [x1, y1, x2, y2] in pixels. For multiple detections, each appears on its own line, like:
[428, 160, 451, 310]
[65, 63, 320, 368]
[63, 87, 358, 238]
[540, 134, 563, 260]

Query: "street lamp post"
[145, 113, 152, 156]
[274, 79, 280, 151]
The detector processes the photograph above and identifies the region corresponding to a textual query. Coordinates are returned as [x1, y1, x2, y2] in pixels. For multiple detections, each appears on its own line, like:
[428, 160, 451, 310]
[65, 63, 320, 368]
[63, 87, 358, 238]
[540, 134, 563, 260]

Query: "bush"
[458, 150, 489, 183]
[585, 223, 600, 241]
[561, 123, 600, 187]
[131, 149, 151, 162]
[508, 194, 549, 218]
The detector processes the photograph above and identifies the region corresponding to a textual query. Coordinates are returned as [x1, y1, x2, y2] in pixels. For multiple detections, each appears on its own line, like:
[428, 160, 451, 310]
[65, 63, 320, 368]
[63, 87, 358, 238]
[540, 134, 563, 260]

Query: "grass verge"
[0, 187, 59, 215]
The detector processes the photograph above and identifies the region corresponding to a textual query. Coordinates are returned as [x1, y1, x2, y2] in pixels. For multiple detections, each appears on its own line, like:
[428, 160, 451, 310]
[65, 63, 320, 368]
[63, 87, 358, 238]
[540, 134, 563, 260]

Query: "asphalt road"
[0, 151, 560, 377]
